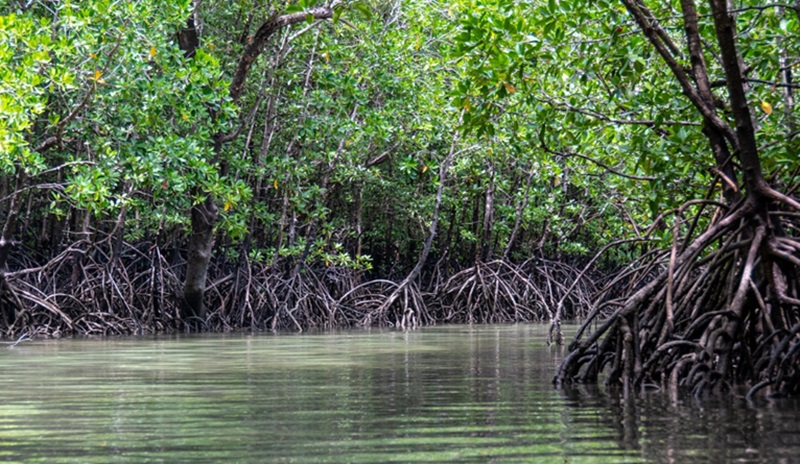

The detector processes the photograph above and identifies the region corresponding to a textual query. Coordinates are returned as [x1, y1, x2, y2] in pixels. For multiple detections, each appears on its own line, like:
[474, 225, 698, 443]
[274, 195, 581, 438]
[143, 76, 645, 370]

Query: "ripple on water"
[0, 325, 797, 463]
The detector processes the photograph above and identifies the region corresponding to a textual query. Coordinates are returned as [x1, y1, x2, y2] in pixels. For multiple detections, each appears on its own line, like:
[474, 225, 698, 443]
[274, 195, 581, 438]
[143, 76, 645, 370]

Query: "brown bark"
[177, 16, 199, 58]
[228, 6, 335, 104]
[708, 0, 767, 196]
[503, 167, 534, 260]
[679, 0, 741, 203]
[557, 1, 800, 397]
[375, 124, 462, 322]
[620, 0, 737, 146]
[182, 196, 218, 320]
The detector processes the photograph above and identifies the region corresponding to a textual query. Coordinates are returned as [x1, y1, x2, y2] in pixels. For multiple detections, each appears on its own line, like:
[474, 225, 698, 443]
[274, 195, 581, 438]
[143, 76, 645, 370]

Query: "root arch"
[555, 193, 800, 399]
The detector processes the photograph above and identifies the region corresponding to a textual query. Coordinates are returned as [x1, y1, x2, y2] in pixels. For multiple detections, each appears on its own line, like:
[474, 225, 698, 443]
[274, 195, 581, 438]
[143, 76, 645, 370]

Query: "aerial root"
[555, 195, 800, 398]
[1, 232, 600, 338]
[432, 259, 594, 324]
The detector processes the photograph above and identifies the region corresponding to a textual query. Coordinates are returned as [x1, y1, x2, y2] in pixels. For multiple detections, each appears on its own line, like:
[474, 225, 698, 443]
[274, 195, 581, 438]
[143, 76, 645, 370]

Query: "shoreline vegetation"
[1, 0, 798, 399]
[2, 249, 598, 336]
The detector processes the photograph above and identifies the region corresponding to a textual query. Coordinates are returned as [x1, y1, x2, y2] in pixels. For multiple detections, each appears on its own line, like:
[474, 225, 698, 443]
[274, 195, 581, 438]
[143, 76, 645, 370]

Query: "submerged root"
[1, 239, 592, 337]
[3, 240, 182, 336]
[337, 279, 430, 329]
[555, 195, 800, 398]
[432, 259, 595, 324]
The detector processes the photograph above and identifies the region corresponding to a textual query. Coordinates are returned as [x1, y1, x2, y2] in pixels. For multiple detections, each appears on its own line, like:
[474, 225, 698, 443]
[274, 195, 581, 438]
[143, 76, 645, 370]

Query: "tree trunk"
[709, 0, 767, 194]
[177, 12, 213, 322]
[373, 126, 462, 323]
[182, 196, 218, 320]
[679, 0, 741, 203]
[504, 166, 534, 259]
[479, 161, 495, 262]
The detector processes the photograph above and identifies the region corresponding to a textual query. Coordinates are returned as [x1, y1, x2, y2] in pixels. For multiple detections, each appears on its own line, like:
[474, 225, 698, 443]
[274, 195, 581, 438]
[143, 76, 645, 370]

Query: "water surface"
[0, 324, 798, 463]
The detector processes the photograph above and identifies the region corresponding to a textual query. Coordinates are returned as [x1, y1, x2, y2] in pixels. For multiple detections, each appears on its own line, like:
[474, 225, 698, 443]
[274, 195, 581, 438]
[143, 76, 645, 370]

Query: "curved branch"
[621, 0, 739, 149]
[539, 126, 656, 181]
[537, 95, 700, 128]
[229, 5, 337, 103]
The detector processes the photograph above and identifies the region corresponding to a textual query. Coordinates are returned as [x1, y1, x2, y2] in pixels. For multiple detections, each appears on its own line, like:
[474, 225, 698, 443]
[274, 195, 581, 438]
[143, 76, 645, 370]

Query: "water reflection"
[559, 383, 800, 463]
[0, 325, 797, 463]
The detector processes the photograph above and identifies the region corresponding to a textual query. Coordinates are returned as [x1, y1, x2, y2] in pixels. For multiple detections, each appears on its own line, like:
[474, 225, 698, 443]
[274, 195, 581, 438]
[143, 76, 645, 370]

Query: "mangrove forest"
[1, 0, 799, 399]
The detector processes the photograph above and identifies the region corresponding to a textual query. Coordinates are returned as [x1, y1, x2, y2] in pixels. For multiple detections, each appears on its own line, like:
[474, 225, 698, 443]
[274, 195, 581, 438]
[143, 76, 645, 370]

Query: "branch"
[375, 112, 466, 317]
[539, 126, 656, 181]
[621, 0, 739, 149]
[35, 38, 121, 153]
[634, 0, 683, 57]
[229, 5, 337, 103]
[731, 4, 800, 14]
[681, 0, 715, 107]
[711, 78, 800, 89]
[364, 143, 400, 168]
[746, 77, 800, 89]
[537, 95, 700, 128]
[548, 237, 655, 344]
[36, 160, 95, 177]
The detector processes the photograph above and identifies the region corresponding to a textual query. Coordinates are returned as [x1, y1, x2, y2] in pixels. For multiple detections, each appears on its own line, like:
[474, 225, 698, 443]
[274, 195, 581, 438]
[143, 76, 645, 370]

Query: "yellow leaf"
[323, 51, 330, 63]
[422, 165, 428, 173]
[92, 70, 103, 80]
[149, 46, 157, 58]
[760, 100, 773, 115]
[487, 148, 493, 156]
[273, 179, 279, 189]
[224, 201, 232, 212]
[463, 98, 471, 111]
[90, 53, 97, 59]
[503, 82, 516, 93]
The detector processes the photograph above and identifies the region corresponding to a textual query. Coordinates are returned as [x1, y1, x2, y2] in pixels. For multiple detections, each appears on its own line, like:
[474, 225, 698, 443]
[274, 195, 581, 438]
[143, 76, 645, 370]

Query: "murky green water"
[0, 324, 798, 463]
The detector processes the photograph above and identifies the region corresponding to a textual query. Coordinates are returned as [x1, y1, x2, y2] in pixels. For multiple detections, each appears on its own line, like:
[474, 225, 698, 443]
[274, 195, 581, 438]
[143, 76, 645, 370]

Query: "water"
[0, 324, 798, 463]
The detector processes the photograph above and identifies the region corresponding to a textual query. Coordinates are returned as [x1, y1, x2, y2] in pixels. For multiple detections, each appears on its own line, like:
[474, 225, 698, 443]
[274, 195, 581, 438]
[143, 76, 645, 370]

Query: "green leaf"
[285, 4, 303, 14]
[352, 1, 373, 20]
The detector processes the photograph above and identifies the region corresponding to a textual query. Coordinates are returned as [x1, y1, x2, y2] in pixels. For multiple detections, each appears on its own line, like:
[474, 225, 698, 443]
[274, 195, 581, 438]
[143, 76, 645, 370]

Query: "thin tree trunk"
[376, 120, 464, 314]
[708, 0, 766, 194]
[779, 7, 795, 134]
[469, 195, 480, 263]
[679, 0, 741, 203]
[504, 166, 535, 259]
[355, 182, 364, 257]
[480, 161, 495, 262]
